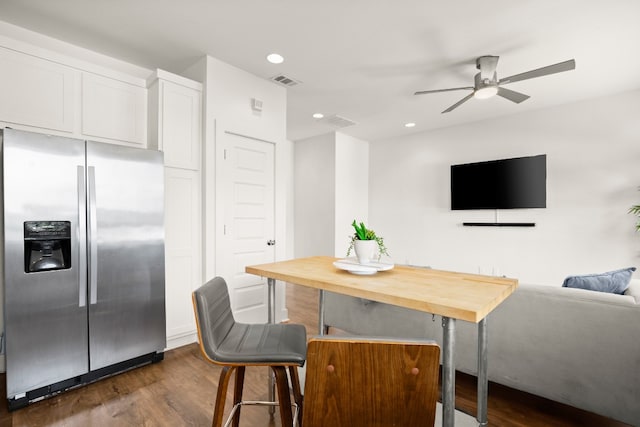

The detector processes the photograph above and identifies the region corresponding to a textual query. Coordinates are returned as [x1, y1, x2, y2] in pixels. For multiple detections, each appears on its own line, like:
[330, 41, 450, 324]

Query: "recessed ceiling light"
[267, 53, 284, 64]
[312, 113, 324, 119]
[404, 122, 416, 128]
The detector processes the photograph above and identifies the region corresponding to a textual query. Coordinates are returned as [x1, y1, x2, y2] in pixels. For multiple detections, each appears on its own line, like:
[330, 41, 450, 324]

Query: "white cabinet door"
[164, 167, 201, 346]
[158, 81, 201, 169]
[148, 74, 202, 170]
[82, 72, 147, 145]
[0, 46, 76, 133]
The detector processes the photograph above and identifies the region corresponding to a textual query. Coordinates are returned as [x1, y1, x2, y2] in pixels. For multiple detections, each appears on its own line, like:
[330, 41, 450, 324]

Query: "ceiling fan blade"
[499, 59, 576, 85]
[497, 87, 530, 103]
[442, 93, 474, 113]
[477, 56, 499, 81]
[414, 87, 473, 95]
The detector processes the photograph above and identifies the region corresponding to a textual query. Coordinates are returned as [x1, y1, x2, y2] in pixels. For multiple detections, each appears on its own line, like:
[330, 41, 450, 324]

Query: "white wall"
[285, 139, 296, 260]
[202, 56, 286, 143]
[294, 133, 336, 257]
[369, 90, 640, 285]
[335, 133, 369, 256]
[294, 131, 370, 258]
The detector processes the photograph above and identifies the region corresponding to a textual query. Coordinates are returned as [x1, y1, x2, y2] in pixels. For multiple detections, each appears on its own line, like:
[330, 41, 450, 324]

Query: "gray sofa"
[324, 278, 640, 426]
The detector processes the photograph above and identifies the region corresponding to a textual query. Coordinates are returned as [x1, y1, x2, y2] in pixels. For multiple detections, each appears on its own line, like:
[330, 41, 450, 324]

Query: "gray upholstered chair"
[192, 277, 306, 427]
[302, 336, 440, 427]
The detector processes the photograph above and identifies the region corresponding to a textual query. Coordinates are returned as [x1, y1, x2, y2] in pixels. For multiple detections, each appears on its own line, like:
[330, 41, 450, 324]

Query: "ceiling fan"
[414, 56, 576, 113]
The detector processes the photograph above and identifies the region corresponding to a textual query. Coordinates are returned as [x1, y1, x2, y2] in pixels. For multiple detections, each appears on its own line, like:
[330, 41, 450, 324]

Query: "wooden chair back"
[302, 337, 440, 427]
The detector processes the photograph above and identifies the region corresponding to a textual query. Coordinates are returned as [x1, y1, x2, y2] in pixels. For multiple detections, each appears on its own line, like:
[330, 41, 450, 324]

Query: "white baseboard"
[166, 331, 198, 351]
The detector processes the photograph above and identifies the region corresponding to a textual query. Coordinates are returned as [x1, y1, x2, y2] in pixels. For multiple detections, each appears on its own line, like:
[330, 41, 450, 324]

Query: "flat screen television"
[451, 154, 546, 210]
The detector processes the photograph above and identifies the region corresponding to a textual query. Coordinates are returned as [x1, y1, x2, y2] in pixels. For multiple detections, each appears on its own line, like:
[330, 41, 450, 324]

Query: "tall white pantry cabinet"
[0, 34, 204, 371]
[147, 70, 203, 349]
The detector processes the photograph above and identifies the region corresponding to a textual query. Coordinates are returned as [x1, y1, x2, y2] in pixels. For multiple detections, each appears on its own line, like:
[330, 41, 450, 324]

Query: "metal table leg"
[267, 278, 276, 415]
[318, 289, 326, 336]
[477, 317, 488, 426]
[442, 316, 456, 427]
[267, 278, 276, 324]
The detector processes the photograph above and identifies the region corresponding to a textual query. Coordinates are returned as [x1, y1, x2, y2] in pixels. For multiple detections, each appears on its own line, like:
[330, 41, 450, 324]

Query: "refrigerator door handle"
[77, 166, 87, 308]
[88, 166, 98, 305]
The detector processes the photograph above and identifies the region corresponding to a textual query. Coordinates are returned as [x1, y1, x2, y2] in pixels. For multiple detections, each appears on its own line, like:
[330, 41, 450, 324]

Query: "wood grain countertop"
[246, 256, 518, 323]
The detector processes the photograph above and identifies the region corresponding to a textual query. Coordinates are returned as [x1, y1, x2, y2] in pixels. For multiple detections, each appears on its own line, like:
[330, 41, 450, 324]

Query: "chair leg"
[212, 366, 236, 427]
[231, 366, 245, 427]
[288, 366, 303, 427]
[272, 366, 294, 427]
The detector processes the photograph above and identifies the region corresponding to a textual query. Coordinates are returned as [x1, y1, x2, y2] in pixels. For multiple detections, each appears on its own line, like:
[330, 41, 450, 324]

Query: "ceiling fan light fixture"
[414, 56, 575, 113]
[473, 86, 498, 99]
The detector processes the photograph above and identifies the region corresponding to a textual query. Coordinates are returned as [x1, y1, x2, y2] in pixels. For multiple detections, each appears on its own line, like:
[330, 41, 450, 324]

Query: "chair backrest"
[302, 337, 440, 427]
[192, 277, 237, 363]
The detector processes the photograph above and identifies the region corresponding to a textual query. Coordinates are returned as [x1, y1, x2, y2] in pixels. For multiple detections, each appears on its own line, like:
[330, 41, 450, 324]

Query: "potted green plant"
[347, 220, 389, 264]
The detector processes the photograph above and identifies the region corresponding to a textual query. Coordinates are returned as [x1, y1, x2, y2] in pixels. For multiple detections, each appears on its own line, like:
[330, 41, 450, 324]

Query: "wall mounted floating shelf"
[463, 222, 536, 227]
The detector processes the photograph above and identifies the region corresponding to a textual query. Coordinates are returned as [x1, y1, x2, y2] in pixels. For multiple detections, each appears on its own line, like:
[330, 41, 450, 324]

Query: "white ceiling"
[1, 0, 639, 142]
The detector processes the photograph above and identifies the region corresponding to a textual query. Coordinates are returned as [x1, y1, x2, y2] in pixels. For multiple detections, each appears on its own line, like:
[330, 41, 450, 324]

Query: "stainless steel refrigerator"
[1, 128, 166, 409]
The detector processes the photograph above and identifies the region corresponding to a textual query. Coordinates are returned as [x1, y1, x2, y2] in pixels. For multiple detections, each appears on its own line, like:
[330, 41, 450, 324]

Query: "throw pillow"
[562, 267, 637, 295]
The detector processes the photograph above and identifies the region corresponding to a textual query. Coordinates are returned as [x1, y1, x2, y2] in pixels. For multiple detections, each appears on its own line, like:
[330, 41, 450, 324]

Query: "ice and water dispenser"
[24, 221, 71, 273]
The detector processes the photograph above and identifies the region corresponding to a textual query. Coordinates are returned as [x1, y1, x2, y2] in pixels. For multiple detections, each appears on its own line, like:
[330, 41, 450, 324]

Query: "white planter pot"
[354, 240, 378, 265]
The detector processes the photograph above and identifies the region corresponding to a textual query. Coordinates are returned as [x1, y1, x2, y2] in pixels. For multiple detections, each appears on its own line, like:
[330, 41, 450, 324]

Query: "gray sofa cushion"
[562, 267, 636, 294]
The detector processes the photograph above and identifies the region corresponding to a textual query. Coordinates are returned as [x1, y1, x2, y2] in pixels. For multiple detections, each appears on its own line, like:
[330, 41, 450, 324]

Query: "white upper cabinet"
[148, 70, 202, 169]
[0, 39, 149, 147]
[82, 72, 147, 145]
[0, 46, 76, 133]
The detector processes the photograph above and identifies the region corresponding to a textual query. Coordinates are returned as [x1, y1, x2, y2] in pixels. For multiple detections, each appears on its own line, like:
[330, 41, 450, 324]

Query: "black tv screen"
[451, 155, 546, 210]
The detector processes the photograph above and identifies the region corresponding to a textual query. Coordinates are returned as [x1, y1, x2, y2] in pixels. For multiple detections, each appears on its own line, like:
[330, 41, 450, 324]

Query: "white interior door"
[217, 131, 275, 323]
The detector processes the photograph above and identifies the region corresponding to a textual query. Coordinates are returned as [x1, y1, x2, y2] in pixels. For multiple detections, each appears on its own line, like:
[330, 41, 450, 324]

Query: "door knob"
[267, 240, 276, 246]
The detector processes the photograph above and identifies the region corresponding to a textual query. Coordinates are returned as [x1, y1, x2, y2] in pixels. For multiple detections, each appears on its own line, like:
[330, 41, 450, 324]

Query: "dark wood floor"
[0, 283, 630, 426]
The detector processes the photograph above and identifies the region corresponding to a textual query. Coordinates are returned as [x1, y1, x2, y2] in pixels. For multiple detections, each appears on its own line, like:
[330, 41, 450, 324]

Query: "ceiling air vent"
[270, 74, 301, 87]
[322, 114, 357, 128]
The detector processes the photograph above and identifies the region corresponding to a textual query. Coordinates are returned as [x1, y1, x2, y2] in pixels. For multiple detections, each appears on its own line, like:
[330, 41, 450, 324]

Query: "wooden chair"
[302, 337, 441, 427]
[192, 277, 306, 427]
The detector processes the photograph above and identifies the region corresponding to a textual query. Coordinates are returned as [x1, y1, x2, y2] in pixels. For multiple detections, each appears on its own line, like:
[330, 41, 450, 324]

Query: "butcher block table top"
[246, 256, 518, 323]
